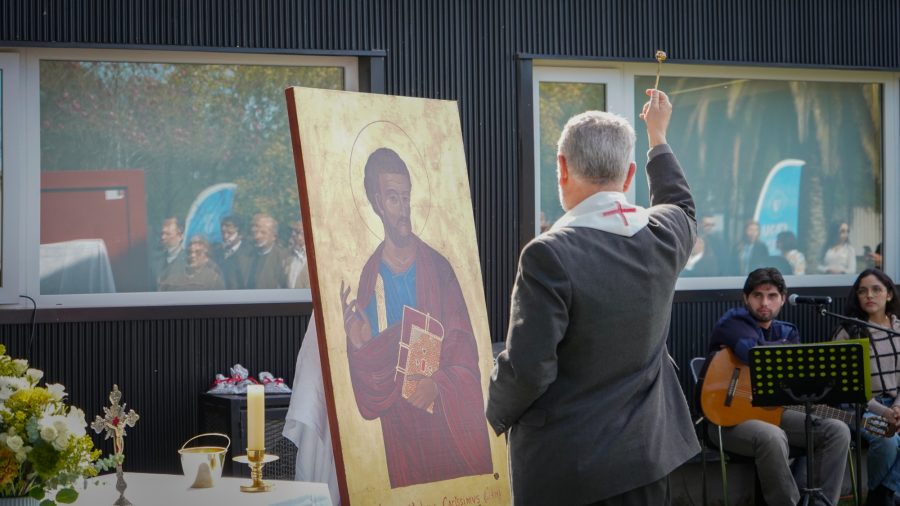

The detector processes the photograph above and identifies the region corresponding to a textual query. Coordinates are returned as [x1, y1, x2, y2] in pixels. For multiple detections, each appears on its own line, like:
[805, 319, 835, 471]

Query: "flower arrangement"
[0, 345, 117, 504]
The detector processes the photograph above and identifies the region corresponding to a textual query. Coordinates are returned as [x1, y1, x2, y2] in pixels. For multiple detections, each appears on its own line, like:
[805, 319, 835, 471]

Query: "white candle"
[247, 385, 265, 450]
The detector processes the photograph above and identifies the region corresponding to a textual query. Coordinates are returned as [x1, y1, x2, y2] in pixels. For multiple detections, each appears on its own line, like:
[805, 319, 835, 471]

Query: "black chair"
[690, 356, 765, 506]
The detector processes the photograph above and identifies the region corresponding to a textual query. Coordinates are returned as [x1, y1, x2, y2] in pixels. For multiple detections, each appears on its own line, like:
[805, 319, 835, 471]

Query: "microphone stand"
[814, 304, 900, 506]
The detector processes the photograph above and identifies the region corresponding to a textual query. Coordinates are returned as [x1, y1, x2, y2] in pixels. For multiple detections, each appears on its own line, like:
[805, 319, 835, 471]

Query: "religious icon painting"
[285, 87, 510, 506]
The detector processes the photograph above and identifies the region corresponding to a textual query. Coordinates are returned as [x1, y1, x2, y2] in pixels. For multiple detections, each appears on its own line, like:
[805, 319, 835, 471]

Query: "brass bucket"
[178, 433, 230, 488]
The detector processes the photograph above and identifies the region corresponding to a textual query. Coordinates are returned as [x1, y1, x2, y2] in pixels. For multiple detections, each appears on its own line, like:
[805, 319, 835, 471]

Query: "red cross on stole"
[601, 201, 637, 226]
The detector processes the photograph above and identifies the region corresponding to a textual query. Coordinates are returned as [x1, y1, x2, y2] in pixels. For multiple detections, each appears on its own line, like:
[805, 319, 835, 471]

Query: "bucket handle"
[180, 433, 231, 452]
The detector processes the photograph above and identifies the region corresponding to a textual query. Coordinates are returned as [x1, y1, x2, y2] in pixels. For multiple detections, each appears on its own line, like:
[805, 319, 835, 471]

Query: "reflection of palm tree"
[660, 77, 881, 257]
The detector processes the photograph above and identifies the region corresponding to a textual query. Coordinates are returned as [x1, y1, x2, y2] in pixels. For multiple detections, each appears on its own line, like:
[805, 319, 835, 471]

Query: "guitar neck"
[785, 404, 852, 425]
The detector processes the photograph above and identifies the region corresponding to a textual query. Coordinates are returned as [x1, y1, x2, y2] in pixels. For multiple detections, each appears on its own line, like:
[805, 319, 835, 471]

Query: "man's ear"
[557, 154, 568, 185]
[622, 162, 637, 192]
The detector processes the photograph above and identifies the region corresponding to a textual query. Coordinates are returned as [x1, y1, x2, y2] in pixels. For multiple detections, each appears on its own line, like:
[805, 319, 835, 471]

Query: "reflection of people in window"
[157, 217, 186, 290]
[867, 243, 884, 270]
[699, 215, 727, 275]
[776, 230, 806, 275]
[340, 147, 492, 488]
[682, 237, 718, 277]
[215, 215, 254, 289]
[287, 219, 310, 289]
[248, 213, 290, 289]
[159, 236, 225, 291]
[733, 220, 769, 275]
[820, 221, 856, 274]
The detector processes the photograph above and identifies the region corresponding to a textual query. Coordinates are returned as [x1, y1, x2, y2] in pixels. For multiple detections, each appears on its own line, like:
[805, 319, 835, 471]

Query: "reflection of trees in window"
[40, 61, 343, 234]
[633, 76, 882, 271]
[538, 82, 605, 225]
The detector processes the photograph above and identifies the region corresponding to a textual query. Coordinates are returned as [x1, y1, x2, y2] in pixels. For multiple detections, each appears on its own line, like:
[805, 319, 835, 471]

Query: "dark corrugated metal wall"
[1, 0, 898, 473]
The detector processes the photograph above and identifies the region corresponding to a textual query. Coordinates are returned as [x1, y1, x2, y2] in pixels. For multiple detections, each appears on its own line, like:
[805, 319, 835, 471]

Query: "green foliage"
[54, 487, 78, 504]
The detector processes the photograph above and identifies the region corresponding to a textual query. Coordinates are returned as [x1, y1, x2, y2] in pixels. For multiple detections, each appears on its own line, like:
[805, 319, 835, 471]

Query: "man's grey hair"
[557, 111, 636, 186]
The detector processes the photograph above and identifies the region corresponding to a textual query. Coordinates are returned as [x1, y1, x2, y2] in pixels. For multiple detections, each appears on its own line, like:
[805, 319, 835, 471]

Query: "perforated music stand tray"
[748, 339, 871, 408]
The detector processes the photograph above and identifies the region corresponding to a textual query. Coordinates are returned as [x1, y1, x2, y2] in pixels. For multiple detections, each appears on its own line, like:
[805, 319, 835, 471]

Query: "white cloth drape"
[282, 319, 340, 505]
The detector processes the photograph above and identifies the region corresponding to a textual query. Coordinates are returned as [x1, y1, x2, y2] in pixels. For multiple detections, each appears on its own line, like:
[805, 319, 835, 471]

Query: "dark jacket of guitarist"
[708, 306, 798, 362]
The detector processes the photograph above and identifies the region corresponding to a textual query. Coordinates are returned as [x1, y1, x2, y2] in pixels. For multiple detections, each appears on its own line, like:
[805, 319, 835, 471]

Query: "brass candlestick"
[234, 448, 279, 492]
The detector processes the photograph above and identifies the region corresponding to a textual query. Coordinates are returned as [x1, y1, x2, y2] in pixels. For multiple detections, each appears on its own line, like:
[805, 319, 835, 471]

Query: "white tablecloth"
[72, 472, 332, 505]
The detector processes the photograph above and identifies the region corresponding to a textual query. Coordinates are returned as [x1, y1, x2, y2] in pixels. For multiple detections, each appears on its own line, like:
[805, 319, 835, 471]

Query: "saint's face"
[743, 283, 785, 327]
[375, 172, 412, 244]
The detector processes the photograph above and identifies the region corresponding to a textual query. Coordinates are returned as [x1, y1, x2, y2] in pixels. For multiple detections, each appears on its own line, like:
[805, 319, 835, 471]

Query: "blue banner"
[183, 183, 237, 246]
[753, 160, 804, 254]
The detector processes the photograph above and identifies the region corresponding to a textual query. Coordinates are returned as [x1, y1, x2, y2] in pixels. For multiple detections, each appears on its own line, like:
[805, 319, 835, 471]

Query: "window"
[533, 68, 624, 233]
[530, 63, 899, 289]
[10, 49, 358, 306]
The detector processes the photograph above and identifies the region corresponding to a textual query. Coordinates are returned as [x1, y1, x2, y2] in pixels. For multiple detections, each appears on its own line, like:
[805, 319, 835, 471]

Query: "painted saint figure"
[340, 147, 492, 488]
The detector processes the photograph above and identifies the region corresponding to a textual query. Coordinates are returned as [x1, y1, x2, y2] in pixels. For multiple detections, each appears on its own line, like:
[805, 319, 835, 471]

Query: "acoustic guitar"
[700, 347, 889, 436]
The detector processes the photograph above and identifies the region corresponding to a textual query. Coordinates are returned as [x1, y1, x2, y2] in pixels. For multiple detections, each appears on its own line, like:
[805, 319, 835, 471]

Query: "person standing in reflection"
[159, 236, 225, 291]
[700, 215, 727, 275]
[833, 269, 900, 506]
[733, 220, 770, 275]
[248, 213, 290, 289]
[287, 219, 311, 289]
[216, 215, 253, 289]
[156, 217, 186, 290]
[682, 236, 719, 277]
[776, 230, 806, 275]
[820, 221, 857, 274]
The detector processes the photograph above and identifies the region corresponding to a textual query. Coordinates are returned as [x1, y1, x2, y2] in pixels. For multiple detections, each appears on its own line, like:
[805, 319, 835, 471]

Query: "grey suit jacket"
[486, 147, 701, 505]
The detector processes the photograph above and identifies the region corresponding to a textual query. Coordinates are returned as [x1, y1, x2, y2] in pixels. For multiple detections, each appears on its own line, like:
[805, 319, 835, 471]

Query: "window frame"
[6, 47, 360, 308]
[0, 53, 21, 304]
[526, 60, 900, 290]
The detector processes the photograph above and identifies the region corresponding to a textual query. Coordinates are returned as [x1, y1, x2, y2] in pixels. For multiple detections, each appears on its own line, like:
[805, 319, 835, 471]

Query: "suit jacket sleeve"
[486, 239, 571, 435]
[646, 146, 697, 269]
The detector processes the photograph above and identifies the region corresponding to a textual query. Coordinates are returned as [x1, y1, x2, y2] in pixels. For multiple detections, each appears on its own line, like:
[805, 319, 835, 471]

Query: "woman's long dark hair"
[845, 268, 900, 321]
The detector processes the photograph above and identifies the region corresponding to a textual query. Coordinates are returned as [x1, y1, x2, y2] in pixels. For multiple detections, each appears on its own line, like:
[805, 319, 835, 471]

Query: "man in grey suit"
[486, 89, 700, 505]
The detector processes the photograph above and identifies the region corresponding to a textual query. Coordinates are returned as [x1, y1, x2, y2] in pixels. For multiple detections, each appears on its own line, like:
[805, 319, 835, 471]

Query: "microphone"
[788, 294, 833, 306]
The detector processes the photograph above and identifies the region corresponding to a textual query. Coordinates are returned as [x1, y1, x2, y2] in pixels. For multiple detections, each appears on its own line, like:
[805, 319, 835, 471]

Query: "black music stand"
[749, 341, 871, 506]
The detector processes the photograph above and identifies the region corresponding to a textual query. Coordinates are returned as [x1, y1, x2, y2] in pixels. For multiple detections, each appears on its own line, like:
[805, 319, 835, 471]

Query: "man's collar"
[550, 191, 650, 237]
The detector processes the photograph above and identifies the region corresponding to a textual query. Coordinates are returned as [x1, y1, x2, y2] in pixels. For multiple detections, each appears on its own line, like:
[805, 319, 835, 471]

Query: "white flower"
[52, 433, 69, 451]
[25, 368, 44, 384]
[0, 376, 30, 401]
[40, 424, 58, 443]
[65, 408, 87, 437]
[12, 359, 28, 375]
[38, 414, 70, 446]
[6, 435, 23, 452]
[46, 383, 67, 401]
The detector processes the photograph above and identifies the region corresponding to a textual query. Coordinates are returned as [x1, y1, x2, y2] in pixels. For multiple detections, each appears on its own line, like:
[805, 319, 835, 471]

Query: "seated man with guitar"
[701, 267, 851, 506]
